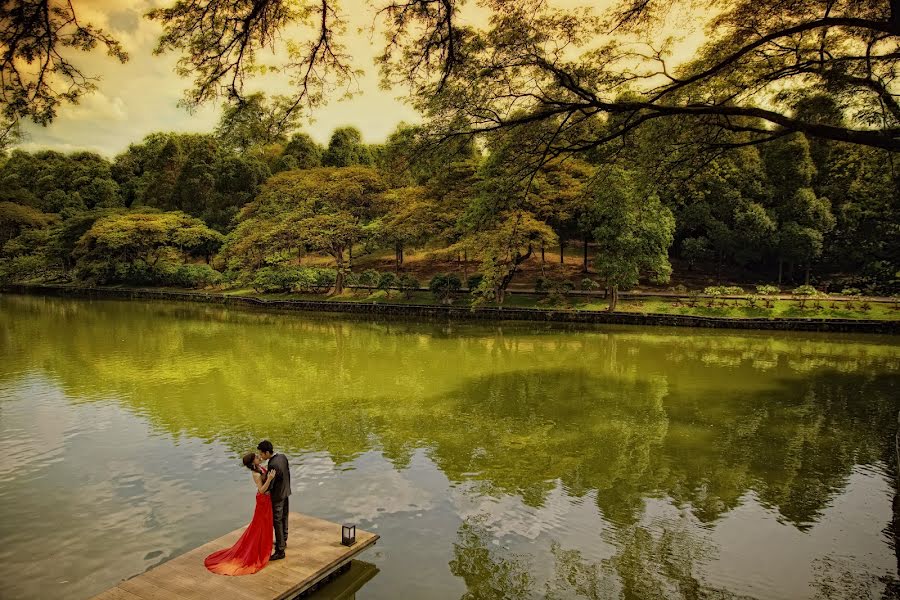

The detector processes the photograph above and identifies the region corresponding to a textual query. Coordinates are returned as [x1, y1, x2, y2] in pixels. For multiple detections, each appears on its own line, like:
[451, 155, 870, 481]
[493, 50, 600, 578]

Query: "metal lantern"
[341, 523, 356, 546]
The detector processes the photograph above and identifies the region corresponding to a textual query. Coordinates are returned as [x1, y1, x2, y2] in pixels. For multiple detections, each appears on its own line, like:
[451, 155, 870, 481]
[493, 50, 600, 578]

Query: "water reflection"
[1, 294, 898, 599]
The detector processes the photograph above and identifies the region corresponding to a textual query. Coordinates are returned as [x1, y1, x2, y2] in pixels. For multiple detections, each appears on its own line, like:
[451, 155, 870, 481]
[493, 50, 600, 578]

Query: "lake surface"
[1, 294, 899, 600]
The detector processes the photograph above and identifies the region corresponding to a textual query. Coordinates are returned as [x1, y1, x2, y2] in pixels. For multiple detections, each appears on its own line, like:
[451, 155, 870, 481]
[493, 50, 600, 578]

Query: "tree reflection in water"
[2, 294, 899, 599]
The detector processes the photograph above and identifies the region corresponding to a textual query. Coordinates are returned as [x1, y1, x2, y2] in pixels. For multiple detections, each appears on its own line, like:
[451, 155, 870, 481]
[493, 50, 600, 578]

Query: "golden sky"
[18, 0, 704, 157]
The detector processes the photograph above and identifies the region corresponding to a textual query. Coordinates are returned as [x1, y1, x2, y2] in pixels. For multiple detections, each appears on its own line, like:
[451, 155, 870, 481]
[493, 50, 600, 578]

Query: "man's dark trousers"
[268, 452, 292, 552]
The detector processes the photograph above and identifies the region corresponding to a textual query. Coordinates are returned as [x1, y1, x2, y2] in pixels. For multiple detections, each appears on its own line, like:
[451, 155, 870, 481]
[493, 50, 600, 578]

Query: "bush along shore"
[3, 282, 898, 335]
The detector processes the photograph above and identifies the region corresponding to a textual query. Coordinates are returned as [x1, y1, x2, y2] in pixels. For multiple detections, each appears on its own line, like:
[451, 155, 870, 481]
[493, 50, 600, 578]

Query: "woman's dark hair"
[242, 452, 260, 474]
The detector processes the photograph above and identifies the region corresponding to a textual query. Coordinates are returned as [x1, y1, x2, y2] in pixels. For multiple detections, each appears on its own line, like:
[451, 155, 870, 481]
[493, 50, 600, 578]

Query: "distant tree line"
[0, 91, 897, 304]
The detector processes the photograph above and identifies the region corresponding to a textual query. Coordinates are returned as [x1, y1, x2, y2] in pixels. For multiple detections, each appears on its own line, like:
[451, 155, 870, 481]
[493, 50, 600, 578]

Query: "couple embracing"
[204, 440, 292, 576]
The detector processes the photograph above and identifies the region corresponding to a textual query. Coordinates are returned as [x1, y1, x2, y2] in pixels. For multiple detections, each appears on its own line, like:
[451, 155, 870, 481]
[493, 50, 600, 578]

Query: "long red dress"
[204, 469, 273, 576]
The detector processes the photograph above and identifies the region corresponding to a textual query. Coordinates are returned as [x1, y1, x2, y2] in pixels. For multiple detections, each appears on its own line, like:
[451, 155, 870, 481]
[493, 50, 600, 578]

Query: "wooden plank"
[90, 513, 378, 600]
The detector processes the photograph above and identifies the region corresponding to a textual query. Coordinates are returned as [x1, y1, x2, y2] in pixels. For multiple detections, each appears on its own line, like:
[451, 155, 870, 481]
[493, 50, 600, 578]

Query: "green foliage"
[358, 269, 381, 290]
[466, 274, 483, 290]
[281, 133, 323, 170]
[0, 201, 55, 246]
[377, 272, 399, 296]
[251, 265, 336, 294]
[791, 285, 819, 308]
[544, 278, 575, 304]
[0, 254, 50, 283]
[840, 287, 861, 296]
[589, 168, 674, 311]
[791, 285, 818, 297]
[755, 285, 780, 308]
[159, 264, 223, 288]
[398, 274, 420, 299]
[73, 211, 223, 284]
[322, 127, 373, 167]
[429, 273, 461, 304]
[214, 93, 301, 152]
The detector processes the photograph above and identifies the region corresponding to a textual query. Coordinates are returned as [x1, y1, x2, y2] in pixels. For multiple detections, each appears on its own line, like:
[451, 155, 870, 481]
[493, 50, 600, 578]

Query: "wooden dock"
[90, 513, 379, 600]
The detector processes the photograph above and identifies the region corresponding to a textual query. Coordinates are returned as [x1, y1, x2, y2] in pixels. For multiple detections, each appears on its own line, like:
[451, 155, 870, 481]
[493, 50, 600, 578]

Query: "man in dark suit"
[257, 440, 291, 561]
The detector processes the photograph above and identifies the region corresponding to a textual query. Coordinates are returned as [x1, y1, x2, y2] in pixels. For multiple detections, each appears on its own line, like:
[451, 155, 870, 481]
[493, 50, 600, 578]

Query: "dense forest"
[0, 92, 897, 306]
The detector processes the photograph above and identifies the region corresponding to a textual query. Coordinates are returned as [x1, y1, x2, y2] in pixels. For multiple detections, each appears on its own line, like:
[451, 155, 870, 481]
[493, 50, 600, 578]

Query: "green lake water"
[1, 294, 899, 600]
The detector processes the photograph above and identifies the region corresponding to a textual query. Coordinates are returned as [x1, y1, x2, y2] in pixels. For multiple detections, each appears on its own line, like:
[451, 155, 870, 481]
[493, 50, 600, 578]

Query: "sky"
[16, 0, 704, 157]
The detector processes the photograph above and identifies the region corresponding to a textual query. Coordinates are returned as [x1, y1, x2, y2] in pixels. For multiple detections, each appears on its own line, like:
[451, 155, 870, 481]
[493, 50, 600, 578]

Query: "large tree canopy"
[2, 1, 897, 152]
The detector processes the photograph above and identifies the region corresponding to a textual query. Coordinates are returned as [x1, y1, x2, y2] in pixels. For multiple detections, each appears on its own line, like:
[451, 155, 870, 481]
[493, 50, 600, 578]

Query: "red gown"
[204, 469, 273, 576]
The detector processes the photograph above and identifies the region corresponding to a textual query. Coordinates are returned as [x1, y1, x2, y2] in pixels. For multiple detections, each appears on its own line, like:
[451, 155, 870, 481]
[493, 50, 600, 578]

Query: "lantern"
[341, 523, 356, 546]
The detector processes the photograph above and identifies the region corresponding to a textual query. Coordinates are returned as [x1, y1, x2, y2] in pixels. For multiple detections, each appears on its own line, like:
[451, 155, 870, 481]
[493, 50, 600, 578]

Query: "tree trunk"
[582, 236, 589, 273]
[496, 246, 533, 304]
[541, 242, 546, 276]
[778, 259, 783, 285]
[348, 244, 353, 270]
[559, 240, 565, 264]
[607, 287, 619, 312]
[395, 244, 401, 273]
[805, 265, 811, 285]
[332, 249, 345, 295]
[716, 252, 722, 284]
[297, 246, 303, 265]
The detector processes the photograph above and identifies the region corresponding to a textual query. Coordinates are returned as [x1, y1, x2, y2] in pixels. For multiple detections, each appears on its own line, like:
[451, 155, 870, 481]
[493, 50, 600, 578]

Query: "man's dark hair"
[257, 440, 274, 453]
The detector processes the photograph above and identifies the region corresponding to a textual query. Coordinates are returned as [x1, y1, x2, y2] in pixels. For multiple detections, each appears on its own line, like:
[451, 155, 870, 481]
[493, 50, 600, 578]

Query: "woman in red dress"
[204, 452, 276, 576]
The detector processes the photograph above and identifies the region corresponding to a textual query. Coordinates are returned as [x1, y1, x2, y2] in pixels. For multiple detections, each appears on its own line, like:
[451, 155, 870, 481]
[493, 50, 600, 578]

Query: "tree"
[322, 127, 373, 167]
[214, 93, 302, 152]
[0, 201, 53, 246]
[460, 210, 557, 304]
[0, 150, 123, 213]
[281, 133, 323, 170]
[0, 0, 128, 124]
[374, 186, 440, 272]
[8, 1, 897, 154]
[73, 211, 223, 283]
[226, 166, 386, 288]
[588, 168, 675, 312]
[386, 0, 900, 152]
[292, 212, 364, 294]
[763, 134, 835, 284]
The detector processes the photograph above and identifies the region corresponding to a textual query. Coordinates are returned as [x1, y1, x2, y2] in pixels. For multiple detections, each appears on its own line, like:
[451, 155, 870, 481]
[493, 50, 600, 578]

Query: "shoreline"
[3, 283, 898, 335]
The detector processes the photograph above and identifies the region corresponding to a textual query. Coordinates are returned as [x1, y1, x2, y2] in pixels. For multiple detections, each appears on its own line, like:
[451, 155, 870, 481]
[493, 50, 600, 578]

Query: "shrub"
[307, 267, 336, 294]
[860, 301, 872, 311]
[791, 285, 818, 308]
[429, 273, 461, 304]
[840, 287, 861, 296]
[358, 269, 380, 291]
[703, 286, 722, 307]
[0, 254, 50, 283]
[378, 272, 399, 297]
[163, 264, 223, 288]
[581, 278, 600, 291]
[545, 279, 575, 303]
[466, 274, 483, 290]
[399, 274, 420, 299]
[756, 285, 779, 308]
[534, 277, 548, 293]
[252, 266, 303, 293]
